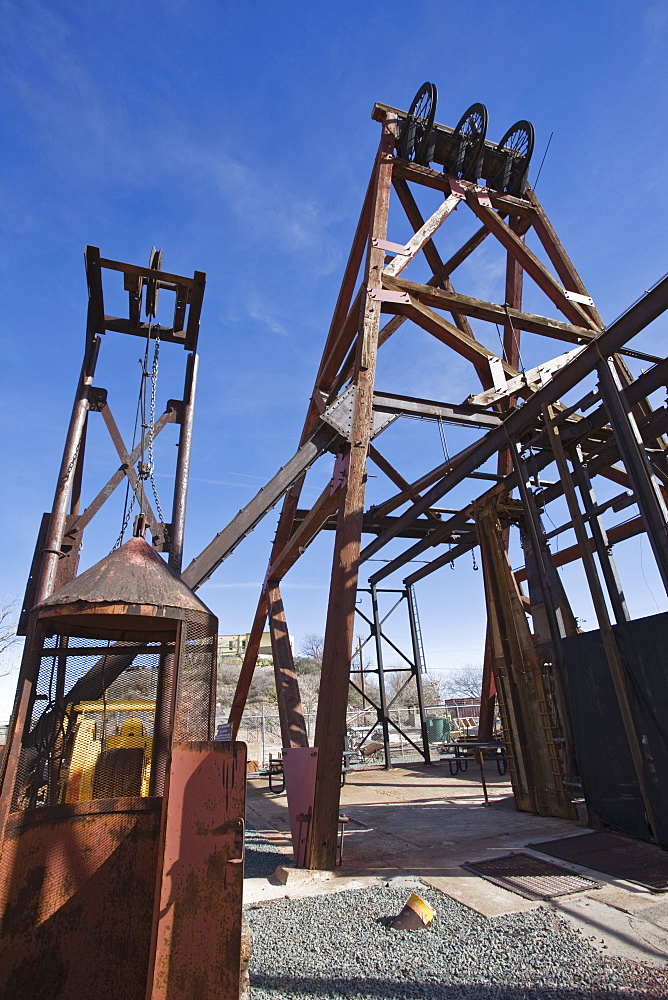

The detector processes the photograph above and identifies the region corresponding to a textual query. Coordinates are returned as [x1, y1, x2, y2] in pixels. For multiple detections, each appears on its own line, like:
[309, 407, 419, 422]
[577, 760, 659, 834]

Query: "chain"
[113, 490, 137, 550]
[147, 331, 168, 542]
[59, 437, 81, 490]
[114, 266, 168, 550]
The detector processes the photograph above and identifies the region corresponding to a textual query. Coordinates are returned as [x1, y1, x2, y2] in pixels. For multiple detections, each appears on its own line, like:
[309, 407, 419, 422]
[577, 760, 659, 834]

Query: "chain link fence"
[235, 700, 482, 767]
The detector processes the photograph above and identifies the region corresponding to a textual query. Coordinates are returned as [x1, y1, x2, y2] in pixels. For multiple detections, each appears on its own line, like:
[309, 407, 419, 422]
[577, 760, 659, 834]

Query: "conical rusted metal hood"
[38, 536, 212, 616]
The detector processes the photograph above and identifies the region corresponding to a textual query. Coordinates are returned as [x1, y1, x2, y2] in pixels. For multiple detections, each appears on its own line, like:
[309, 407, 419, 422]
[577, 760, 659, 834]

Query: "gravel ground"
[245, 823, 286, 879]
[245, 882, 668, 1000]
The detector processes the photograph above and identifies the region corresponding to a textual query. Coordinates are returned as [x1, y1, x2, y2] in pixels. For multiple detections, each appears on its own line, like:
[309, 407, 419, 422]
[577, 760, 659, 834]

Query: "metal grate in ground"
[462, 852, 601, 900]
[529, 831, 668, 892]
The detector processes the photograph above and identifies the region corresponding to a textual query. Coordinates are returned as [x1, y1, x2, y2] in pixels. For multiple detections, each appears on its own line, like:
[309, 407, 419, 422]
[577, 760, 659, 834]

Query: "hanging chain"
[114, 490, 137, 549]
[147, 331, 168, 542]
[113, 256, 168, 549]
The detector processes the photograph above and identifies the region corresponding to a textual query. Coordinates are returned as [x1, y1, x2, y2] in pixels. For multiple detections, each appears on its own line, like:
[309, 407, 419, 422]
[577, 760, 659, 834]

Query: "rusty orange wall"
[0, 799, 160, 1000]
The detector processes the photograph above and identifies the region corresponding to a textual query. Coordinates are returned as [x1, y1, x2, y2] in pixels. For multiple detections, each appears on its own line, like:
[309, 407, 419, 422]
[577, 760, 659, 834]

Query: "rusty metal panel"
[147, 740, 246, 1000]
[0, 799, 161, 1000]
[39, 536, 212, 616]
[283, 746, 318, 866]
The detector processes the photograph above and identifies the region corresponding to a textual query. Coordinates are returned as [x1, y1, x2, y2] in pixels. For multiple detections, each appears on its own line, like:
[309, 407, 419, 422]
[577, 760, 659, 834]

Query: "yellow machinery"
[64, 700, 155, 802]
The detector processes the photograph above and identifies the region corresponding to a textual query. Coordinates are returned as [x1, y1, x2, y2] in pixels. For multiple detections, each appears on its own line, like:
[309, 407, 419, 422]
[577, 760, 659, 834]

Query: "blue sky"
[1, 1, 668, 715]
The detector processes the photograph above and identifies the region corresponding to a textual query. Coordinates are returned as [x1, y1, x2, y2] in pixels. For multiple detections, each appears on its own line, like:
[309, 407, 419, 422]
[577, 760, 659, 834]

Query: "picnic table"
[440, 740, 507, 805]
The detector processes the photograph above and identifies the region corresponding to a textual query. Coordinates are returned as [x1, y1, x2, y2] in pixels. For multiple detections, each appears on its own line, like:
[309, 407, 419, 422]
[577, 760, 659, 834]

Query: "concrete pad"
[245, 761, 668, 958]
[243, 871, 379, 906]
[554, 896, 668, 967]
[584, 881, 667, 917]
[424, 874, 544, 917]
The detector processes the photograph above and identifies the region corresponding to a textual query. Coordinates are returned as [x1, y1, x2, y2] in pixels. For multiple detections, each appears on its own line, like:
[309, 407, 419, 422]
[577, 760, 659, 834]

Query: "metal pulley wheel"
[396, 82, 437, 166]
[488, 120, 535, 196]
[446, 103, 488, 182]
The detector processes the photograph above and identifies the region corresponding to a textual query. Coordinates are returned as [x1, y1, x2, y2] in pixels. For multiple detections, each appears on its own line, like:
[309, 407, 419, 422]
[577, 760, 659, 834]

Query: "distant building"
[217, 632, 294, 665]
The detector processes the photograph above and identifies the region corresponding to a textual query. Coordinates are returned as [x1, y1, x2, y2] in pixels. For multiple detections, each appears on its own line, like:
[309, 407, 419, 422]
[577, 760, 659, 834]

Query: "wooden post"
[308, 119, 396, 870]
[482, 215, 526, 735]
[267, 582, 308, 749]
[228, 592, 268, 739]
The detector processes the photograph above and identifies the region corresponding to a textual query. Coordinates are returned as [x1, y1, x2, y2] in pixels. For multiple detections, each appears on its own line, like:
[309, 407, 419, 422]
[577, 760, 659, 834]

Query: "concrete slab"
[424, 874, 544, 917]
[244, 760, 668, 965]
[243, 872, 379, 906]
[555, 896, 668, 967]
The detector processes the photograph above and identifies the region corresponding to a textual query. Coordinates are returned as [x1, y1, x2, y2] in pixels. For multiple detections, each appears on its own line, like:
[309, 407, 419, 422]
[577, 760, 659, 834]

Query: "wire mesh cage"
[2, 537, 219, 815]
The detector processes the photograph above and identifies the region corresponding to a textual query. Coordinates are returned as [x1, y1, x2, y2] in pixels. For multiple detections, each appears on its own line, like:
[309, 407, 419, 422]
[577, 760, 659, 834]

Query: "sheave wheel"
[397, 82, 437, 166]
[448, 103, 488, 182]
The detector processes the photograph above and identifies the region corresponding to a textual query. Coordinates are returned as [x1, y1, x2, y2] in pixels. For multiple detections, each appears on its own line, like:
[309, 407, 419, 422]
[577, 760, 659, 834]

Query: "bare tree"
[440, 664, 483, 700]
[298, 673, 321, 715]
[0, 599, 19, 677]
[299, 633, 324, 665]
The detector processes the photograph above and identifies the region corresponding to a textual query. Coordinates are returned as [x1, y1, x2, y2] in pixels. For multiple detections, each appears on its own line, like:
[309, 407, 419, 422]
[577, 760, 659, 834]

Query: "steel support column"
[169, 352, 199, 572]
[267, 582, 309, 749]
[406, 584, 432, 764]
[309, 120, 396, 870]
[369, 583, 392, 769]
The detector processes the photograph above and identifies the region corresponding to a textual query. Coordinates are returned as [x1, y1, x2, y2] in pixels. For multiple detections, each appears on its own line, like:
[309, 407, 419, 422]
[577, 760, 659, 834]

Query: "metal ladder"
[407, 584, 427, 674]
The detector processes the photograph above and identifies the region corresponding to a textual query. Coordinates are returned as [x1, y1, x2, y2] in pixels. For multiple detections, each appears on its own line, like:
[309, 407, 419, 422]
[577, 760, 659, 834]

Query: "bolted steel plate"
[462, 852, 601, 900]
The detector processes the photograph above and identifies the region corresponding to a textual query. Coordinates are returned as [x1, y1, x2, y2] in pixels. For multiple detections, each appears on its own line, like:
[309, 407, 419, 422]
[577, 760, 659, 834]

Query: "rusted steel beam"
[441, 223, 493, 278]
[464, 190, 596, 330]
[475, 494, 574, 818]
[267, 463, 345, 581]
[391, 177, 477, 341]
[372, 391, 501, 428]
[570, 444, 630, 624]
[309, 119, 396, 871]
[527, 187, 604, 330]
[228, 592, 269, 739]
[368, 445, 440, 522]
[370, 502, 480, 584]
[384, 192, 463, 279]
[169, 352, 198, 571]
[182, 421, 339, 590]
[477, 625, 496, 742]
[598, 358, 668, 592]
[400, 298, 520, 387]
[359, 274, 668, 564]
[317, 286, 363, 394]
[67, 407, 176, 536]
[383, 274, 593, 345]
[371, 439, 484, 520]
[294, 508, 467, 540]
[402, 535, 477, 585]
[33, 338, 100, 606]
[314, 169, 377, 395]
[267, 583, 309, 749]
[99, 401, 161, 540]
[390, 157, 536, 218]
[515, 516, 644, 583]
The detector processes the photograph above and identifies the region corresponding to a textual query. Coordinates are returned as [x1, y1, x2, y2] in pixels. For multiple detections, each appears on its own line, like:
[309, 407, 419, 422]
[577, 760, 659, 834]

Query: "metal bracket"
[564, 289, 595, 307]
[166, 398, 185, 424]
[87, 386, 108, 411]
[367, 288, 410, 305]
[447, 178, 488, 205]
[372, 238, 409, 256]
